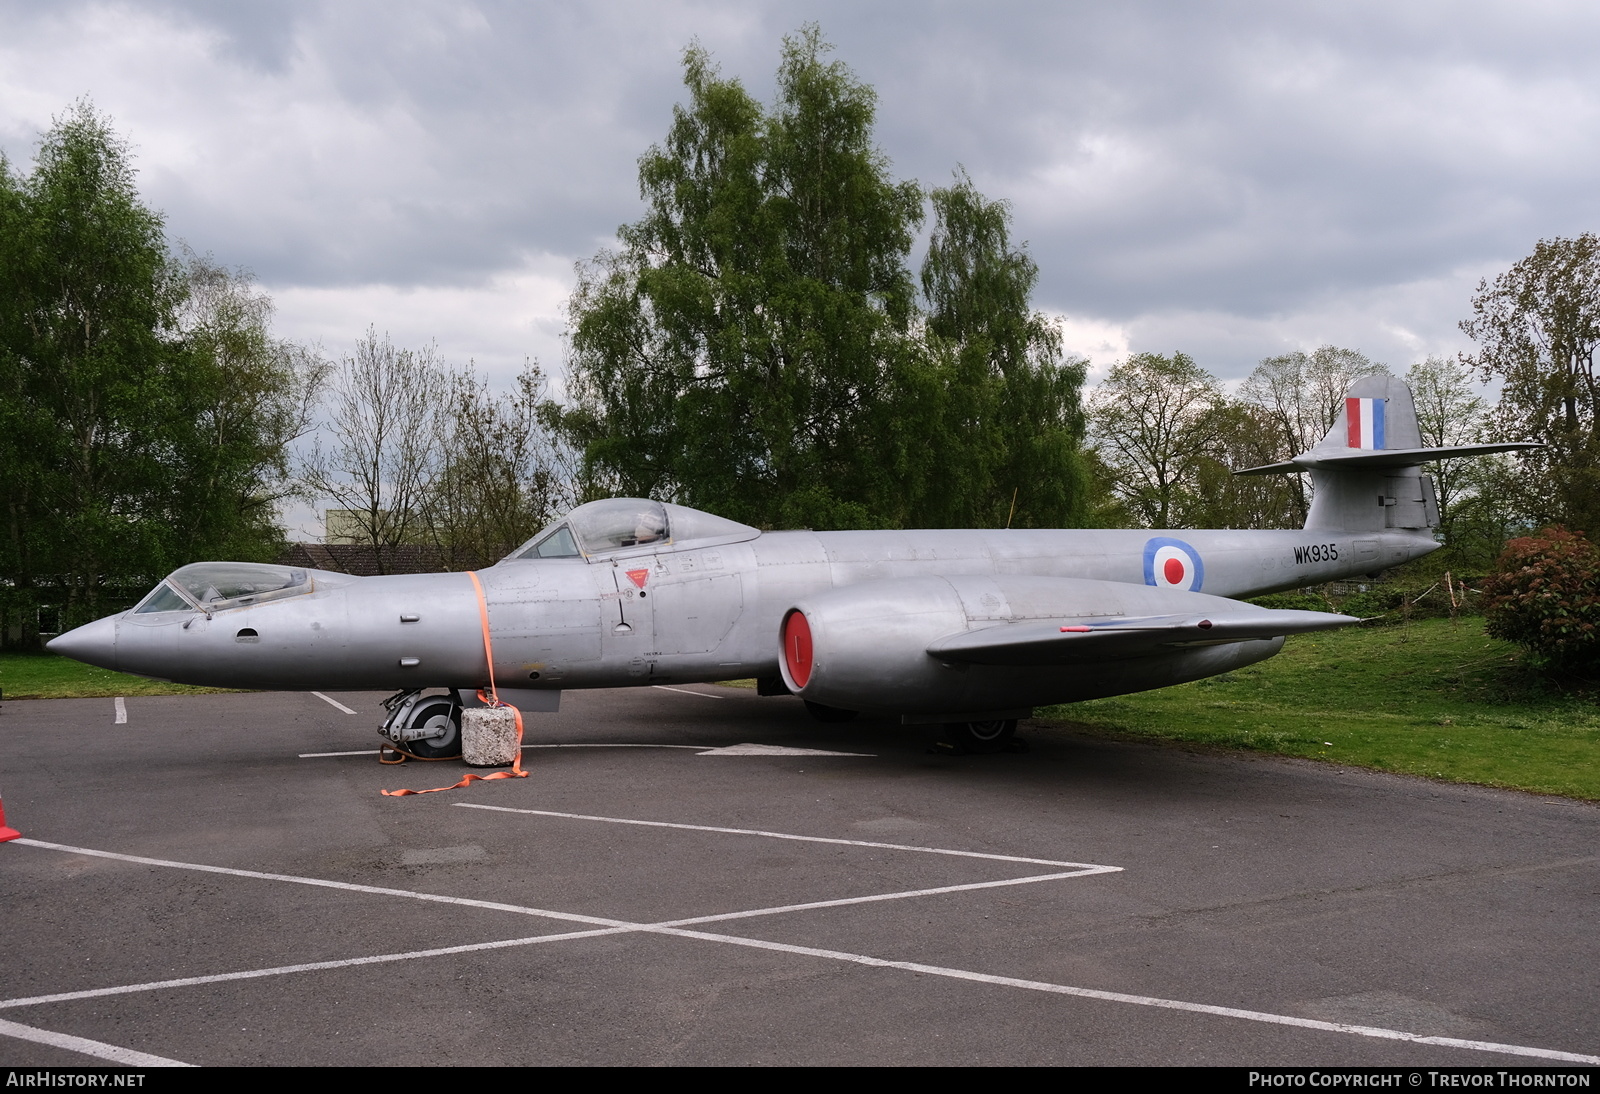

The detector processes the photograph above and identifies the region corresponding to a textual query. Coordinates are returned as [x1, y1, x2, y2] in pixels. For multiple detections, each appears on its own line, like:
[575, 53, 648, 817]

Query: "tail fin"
[1234, 375, 1540, 533]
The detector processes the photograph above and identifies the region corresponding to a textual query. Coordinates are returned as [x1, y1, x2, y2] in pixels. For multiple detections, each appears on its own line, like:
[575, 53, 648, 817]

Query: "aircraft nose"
[47, 616, 118, 671]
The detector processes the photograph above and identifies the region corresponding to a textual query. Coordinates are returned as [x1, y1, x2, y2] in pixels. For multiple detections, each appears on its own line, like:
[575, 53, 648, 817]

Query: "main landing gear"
[939, 718, 1018, 754]
[803, 700, 859, 723]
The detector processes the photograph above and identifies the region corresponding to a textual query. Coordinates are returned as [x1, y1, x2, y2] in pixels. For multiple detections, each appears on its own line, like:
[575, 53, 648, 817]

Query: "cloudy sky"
[4, 3, 1597, 398]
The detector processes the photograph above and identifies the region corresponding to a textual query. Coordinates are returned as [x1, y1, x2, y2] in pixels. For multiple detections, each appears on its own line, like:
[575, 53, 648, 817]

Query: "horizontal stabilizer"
[1234, 442, 1541, 476]
[926, 610, 1357, 666]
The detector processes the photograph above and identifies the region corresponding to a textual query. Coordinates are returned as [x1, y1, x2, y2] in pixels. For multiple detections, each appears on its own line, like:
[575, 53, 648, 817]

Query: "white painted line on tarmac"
[113, 697, 126, 724]
[667, 871, 1102, 924]
[0, 841, 1109, 1013]
[0, 873, 1095, 1016]
[699, 742, 871, 756]
[6, 837, 1596, 1064]
[652, 685, 725, 698]
[0, 1016, 191, 1067]
[520, 743, 706, 750]
[312, 691, 358, 715]
[8, 838, 626, 929]
[456, 804, 1116, 870]
[0, 928, 632, 1012]
[300, 743, 711, 758]
[634, 927, 1600, 1066]
[298, 740, 863, 759]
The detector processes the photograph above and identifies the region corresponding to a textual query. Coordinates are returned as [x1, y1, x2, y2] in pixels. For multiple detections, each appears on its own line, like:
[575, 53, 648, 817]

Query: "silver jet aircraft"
[49, 377, 1535, 753]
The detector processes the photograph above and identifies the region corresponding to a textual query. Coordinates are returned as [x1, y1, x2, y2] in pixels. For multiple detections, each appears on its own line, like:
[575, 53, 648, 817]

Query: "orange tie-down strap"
[382, 571, 528, 797]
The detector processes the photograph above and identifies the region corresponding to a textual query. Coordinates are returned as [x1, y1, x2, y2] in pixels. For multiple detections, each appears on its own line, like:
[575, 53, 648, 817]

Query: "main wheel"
[404, 697, 462, 758]
[804, 700, 859, 723]
[942, 718, 1016, 754]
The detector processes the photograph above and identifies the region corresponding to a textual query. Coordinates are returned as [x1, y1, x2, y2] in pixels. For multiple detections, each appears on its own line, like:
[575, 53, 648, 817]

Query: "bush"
[1247, 591, 1331, 612]
[1337, 586, 1406, 621]
[1480, 527, 1600, 675]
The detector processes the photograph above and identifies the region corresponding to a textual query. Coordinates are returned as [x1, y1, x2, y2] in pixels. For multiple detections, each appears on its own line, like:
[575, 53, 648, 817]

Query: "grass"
[0, 651, 236, 699]
[1037, 617, 1600, 800]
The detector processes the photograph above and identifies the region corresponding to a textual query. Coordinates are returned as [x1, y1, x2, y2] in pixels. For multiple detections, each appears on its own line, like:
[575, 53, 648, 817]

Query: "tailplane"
[1234, 375, 1539, 532]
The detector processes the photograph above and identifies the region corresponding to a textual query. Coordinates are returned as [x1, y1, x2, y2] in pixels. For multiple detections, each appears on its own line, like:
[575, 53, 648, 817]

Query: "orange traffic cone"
[0, 793, 20, 842]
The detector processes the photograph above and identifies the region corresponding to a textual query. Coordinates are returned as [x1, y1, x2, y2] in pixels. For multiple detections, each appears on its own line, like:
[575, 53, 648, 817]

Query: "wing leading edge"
[925, 610, 1358, 666]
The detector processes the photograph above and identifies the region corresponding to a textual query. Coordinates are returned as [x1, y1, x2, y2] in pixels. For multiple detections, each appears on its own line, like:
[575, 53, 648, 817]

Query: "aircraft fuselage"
[66, 524, 1431, 714]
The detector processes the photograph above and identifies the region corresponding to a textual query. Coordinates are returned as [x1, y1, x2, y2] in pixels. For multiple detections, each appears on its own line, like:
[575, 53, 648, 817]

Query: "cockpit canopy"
[134, 562, 313, 614]
[508, 498, 759, 562]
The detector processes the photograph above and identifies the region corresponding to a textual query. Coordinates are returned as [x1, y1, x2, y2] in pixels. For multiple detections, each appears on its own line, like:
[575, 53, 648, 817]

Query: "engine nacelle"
[777, 575, 1286, 716]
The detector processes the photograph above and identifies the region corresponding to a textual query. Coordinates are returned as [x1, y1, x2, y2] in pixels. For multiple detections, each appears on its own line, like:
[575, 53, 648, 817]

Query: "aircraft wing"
[925, 610, 1358, 666]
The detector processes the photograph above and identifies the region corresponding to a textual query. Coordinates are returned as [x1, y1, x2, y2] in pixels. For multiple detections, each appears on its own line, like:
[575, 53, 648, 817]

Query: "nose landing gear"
[379, 689, 463, 760]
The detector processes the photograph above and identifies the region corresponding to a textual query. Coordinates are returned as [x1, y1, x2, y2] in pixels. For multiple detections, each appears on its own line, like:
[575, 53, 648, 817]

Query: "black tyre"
[803, 700, 859, 723]
[942, 718, 1016, 754]
[405, 697, 462, 758]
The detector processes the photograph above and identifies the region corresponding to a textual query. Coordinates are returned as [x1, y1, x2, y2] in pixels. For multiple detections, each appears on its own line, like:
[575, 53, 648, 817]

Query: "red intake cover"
[782, 610, 813, 689]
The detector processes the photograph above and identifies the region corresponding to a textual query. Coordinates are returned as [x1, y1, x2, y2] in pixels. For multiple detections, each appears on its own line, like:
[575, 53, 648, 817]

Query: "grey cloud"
[4, 0, 1599, 374]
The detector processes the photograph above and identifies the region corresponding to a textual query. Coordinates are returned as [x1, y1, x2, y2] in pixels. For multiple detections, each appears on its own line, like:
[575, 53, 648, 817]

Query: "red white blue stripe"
[1345, 397, 1385, 449]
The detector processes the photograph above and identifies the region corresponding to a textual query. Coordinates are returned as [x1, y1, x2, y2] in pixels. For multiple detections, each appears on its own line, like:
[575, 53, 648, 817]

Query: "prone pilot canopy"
[510, 498, 759, 561]
[515, 498, 670, 560]
[133, 562, 312, 614]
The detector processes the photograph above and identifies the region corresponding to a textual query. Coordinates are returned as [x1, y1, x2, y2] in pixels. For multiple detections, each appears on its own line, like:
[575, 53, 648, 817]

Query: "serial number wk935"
[1293, 543, 1341, 565]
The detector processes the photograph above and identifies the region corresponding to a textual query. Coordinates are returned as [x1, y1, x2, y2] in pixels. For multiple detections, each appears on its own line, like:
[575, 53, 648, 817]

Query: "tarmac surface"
[0, 684, 1597, 1067]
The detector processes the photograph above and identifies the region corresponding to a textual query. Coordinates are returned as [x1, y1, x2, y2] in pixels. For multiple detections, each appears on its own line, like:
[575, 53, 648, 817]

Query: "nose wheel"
[403, 696, 462, 758]
[380, 690, 463, 760]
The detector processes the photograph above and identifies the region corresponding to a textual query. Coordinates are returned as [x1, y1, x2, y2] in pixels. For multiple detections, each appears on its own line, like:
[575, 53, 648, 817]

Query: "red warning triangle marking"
[626, 569, 650, 589]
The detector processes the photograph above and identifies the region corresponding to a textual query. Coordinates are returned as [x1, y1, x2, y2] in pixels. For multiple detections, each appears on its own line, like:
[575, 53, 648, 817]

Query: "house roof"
[277, 542, 454, 577]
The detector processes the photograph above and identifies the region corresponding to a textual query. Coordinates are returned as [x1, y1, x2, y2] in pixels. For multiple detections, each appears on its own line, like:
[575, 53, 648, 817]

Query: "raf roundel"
[1143, 537, 1204, 592]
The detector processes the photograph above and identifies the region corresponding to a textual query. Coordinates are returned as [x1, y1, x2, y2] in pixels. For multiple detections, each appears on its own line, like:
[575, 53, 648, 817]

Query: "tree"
[1088, 353, 1225, 528]
[560, 28, 1090, 530]
[299, 331, 443, 572]
[1460, 234, 1600, 534]
[0, 103, 314, 644]
[915, 171, 1090, 529]
[1087, 354, 1299, 530]
[1240, 346, 1390, 523]
[1185, 401, 1303, 530]
[420, 362, 578, 570]
[1404, 355, 1503, 558]
[169, 252, 327, 561]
